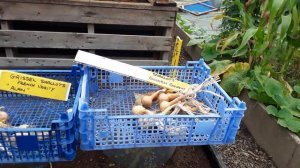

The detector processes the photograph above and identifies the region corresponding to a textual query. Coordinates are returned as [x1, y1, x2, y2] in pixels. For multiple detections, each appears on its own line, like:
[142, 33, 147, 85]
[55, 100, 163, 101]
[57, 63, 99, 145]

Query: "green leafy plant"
[176, 14, 214, 47]
[206, 0, 300, 136]
[176, 14, 193, 35]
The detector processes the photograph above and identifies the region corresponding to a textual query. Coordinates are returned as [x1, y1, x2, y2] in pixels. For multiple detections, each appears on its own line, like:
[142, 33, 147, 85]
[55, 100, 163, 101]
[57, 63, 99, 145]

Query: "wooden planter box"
[174, 24, 201, 61]
[240, 91, 300, 168]
[0, 0, 177, 68]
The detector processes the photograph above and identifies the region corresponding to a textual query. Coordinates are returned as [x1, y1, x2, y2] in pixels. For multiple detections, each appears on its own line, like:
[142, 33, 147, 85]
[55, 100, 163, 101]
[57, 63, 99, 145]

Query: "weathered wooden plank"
[0, 0, 178, 11]
[0, 21, 16, 57]
[0, 2, 175, 27]
[0, 30, 172, 51]
[147, 0, 177, 7]
[87, 24, 95, 54]
[174, 24, 201, 60]
[162, 27, 174, 60]
[0, 57, 168, 68]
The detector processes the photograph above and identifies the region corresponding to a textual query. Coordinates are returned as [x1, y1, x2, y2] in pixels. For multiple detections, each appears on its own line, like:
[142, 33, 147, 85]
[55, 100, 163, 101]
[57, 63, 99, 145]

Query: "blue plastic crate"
[0, 66, 82, 163]
[79, 59, 246, 150]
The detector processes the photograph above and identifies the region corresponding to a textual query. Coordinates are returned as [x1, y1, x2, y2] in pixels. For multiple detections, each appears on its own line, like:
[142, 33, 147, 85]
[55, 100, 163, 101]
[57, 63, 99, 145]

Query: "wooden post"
[1, 21, 16, 57]
[88, 24, 96, 54]
[162, 27, 173, 61]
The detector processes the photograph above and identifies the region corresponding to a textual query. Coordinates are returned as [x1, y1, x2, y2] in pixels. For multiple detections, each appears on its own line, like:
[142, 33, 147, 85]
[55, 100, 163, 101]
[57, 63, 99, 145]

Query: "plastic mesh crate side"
[0, 68, 82, 163]
[81, 68, 92, 103]
[78, 99, 95, 150]
[80, 67, 102, 150]
[86, 67, 98, 94]
[60, 120, 77, 161]
[54, 76, 83, 128]
[223, 98, 246, 143]
[0, 129, 60, 162]
[62, 138, 77, 161]
[0, 124, 78, 162]
[90, 115, 221, 150]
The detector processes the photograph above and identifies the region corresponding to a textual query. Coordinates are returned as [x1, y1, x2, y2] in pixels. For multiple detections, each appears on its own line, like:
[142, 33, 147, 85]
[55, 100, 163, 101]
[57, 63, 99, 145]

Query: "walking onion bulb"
[132, 105, 155, 115]
[159, 95, 185, 111]
[141, 89, 165, 108]
[157, 92, 181, 103]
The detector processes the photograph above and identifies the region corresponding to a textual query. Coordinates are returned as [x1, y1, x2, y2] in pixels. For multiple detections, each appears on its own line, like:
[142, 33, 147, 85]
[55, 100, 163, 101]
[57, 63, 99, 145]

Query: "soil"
[215, 122, 276, 168]
[53, 146, 212, 168]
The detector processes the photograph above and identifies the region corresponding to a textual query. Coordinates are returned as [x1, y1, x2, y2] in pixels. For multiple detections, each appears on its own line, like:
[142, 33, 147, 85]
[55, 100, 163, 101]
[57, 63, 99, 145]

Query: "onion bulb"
[166, 89, 176, 93]
[157, 92, 181, 103]
[132, 105, 154, 115]
[141, 89, 165, 108]
[159, 95, 185, 112]
[0, 111, 9, 123]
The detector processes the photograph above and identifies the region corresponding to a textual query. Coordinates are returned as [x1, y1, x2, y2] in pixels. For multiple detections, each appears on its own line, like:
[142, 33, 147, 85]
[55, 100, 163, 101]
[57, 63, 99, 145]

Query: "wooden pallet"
[0, 0, 177, 68]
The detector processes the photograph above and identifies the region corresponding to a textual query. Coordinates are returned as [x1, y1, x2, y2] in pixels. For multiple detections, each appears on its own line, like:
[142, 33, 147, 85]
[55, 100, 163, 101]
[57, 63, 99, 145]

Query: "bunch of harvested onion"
[132, 76, 222, 116]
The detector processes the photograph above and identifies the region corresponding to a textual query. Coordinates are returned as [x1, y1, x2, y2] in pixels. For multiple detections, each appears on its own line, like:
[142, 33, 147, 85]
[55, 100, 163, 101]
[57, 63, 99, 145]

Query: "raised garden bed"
[240, 91, 300, 168]
[174, 24, 202, 61]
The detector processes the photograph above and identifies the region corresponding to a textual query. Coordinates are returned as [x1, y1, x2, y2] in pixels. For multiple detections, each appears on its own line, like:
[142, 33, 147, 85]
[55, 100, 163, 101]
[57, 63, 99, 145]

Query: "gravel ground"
[215, 122, 276, 168]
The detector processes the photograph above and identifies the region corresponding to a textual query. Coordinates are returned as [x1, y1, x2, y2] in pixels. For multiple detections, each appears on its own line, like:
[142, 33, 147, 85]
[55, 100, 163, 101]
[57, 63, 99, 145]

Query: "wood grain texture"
[0, 2, 175, 27]
[87, 24, 95, 54]
[0, 30, 172, 51]
[0, 21, 15, 57]
[0, 57, 168, 68]
[162, 27, 174, 60]
[0, 0, 177, 11]
[147, 0, 176, 7]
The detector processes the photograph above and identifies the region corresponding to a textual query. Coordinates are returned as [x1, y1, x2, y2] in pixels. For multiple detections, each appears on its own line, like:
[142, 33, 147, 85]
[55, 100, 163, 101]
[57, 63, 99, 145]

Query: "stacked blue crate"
[0, 66, 82, 163]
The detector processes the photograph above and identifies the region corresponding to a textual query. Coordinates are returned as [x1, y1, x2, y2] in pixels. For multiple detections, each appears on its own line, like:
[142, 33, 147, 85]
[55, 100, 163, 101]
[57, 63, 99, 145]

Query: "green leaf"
[277, 108, 293, 119]
[269, 0, 284, 22]
[201, 43, 219, 61]
[285, 117, 300, 133]
[182, 25, 193, 35]
[253, 70, 290, 107]
[232, 46, 248, 57]
[292, 6, 300, 33]
[266, 105, 278, 117]
[220, 62, 250, 96]
[234, 28, 258, 56]
[248, 91, 277, 105]
[220, 49, 236, 55]
[280, 14, 292, 39]
[187, 38, 204, 46]
[221, 33, 239, 52]
[289, 0, 296, 7]
[294, 85, 300, 95]
[255, 41, 269, 55]
[277, 119, 288, 128]
[297, 104, 300, 111]
[209, 60, 233, 76]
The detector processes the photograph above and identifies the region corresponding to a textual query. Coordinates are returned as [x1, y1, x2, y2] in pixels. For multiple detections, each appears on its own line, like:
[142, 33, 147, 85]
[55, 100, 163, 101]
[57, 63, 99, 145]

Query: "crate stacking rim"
[0, 66, 82, 163]
[79, 59, 246, 150]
